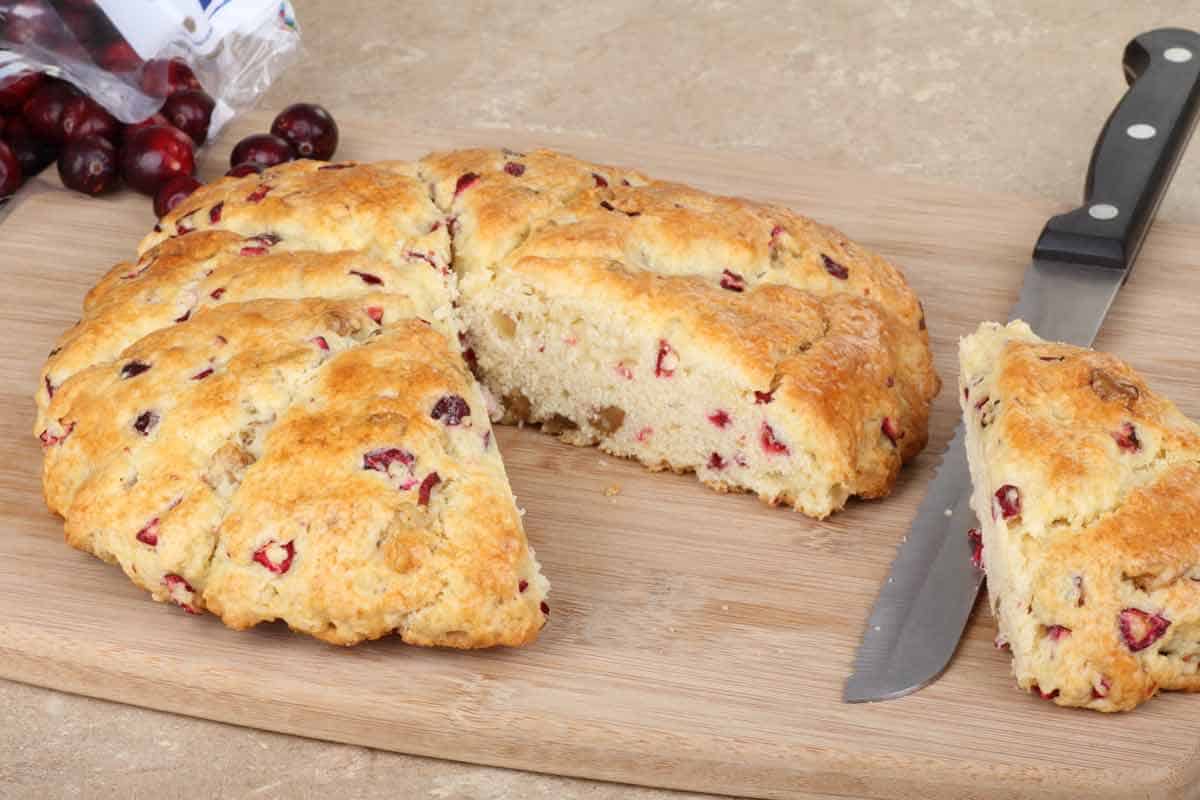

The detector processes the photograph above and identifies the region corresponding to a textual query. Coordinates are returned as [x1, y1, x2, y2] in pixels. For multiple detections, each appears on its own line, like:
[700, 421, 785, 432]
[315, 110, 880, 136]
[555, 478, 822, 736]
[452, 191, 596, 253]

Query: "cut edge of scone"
[959, 320, 1200, 711]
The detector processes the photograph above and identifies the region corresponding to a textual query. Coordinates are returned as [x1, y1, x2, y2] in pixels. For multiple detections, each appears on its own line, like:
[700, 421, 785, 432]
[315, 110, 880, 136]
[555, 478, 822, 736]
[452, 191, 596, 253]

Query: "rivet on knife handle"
[845, 28, 1200, 704]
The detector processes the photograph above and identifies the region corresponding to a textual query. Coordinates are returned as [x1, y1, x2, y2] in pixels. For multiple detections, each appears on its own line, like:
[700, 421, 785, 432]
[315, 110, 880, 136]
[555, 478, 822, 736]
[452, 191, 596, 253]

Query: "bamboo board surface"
[2, 114, 1200, 799]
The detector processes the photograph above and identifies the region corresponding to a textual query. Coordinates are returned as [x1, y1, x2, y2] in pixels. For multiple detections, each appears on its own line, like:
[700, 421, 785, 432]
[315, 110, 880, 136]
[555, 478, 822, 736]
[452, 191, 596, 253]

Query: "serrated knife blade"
[846, 27, 1200, 703]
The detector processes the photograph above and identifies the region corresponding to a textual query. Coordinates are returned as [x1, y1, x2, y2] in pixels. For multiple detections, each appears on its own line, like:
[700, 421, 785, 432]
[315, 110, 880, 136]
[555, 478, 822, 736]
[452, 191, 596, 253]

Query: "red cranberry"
[133, 410, 159, 435]
[592, 172, 608, 188]
[5, 116, 58, 177]
[993, 485, 1021, 520]
[1046, 625, 1071, 641]
[761, 422, 789, 455]
[245, 184, 271, 203]
[153, 174, 202, 218]
[163, 573, 200, 614]
[754, 389, 775, 405]
[708, 410, 731, 428]
[270, 102, 338, 160]
[136, 518, 160, 547]
[1112, 422, 1140, 453]
[967, 528, 983, 569]
[0, 140, 21, 198]
[418, 471, 441, 506]
[1091, 677, 1111, 699]
[120, 360, 151, 379]
[312, 336, 329, 351]
[230, 133, 292, 169]
[349, 270, 383, 285]
[822, 254, 849, 280]
[22, 80, 79, 143]
[0, 70, 43, 112]
[252, 540, 295, 574]
[121, 125, 195, 195]
[125, 112, 171, 136]
[39, 421, 75, 447]
[431, 394, 471, 425]
[635, 426, 653, 443]
[209, 202, 223, 223]
[504, 161, 525, 177]
[225, 162, 263, 178]
[719, 269, 745, 292]
[96, 40, 143, 73]
[209, 288, 225, 300]
[365, 306, 383, 324]
[540, 601, 550, 616]
[518, 579, 529, 593]
[1119, 608, 1170, 652]
[3, 1, 59, 46]
[655, 340, 677, 377]
[44, 376, 55, 398]
[1034, 685, 1059, 701]
[455, 172, 478, 196]
[191, 368, 213, 380]
[139, 58, 201, 98]
[162, 89, 215, 145]
[881, 416, 903, 445]
[59, 95, 119, 142]
[59, 7, 99, 43]
[708, 452, 727, 470]
[57, 135, 118, 195]
[362, 447, 414, 473]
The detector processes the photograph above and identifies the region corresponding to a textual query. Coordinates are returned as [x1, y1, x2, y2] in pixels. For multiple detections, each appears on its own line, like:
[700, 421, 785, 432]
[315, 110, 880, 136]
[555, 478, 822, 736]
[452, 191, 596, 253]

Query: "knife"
[845, 27, 1200, 704]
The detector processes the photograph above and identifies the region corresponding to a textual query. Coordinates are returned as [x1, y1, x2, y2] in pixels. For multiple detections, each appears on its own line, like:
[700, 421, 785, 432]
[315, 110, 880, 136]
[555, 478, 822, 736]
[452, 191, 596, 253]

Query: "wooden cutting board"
[3, 115, 1200, 800]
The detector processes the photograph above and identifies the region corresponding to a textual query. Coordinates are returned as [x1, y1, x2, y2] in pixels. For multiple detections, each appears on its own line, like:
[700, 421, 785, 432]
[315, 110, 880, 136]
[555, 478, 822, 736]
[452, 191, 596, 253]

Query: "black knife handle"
[1033, 28, 1200, 273]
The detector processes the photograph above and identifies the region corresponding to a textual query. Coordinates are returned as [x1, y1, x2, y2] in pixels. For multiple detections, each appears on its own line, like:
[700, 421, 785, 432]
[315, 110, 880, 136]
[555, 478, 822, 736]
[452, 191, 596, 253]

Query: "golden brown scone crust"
[960, 321, 1200, 711]
[37, 161, 547, 648]
[419, 148, 939, 508]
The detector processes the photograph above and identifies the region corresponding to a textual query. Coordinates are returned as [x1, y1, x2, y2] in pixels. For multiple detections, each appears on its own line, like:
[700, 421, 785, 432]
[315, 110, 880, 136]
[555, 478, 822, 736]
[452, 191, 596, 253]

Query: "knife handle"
[1033, 28, 1200, 273]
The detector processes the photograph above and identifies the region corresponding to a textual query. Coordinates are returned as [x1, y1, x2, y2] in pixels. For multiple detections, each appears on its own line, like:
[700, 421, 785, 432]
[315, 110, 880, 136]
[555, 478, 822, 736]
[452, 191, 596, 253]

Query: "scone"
[960, 320, 1200, 710]
[37, 162, 549, 647]
[418, 149, 939, 517]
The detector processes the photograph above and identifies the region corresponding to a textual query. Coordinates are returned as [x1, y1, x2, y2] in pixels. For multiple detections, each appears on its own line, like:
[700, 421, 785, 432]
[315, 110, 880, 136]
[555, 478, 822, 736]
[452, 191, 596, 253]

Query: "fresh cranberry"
[163, 573, 199, 614]
[993, 485, 1021, 520]
[125, 112, 171, 137]
[518, 579, 529, 593]
[967, 528, 983, 569]
[136, 518, 160, 547]
[1112, 422, 1140, 453]
[418, 471, 441, 506]
[59, 95, 119, 142]
[140, 58, 201, 98]
[270, 102, 338, 160]
[655, 340, 677, 377]
[59, 7, 99, 43]
[4, 116, 57, 178]
[0, 140, 20, 198]
[121, 125, 195, 195]
[592, 172, 608, 188]
[454, 172, 479, 196]
[22, 80, 79, 143]
[57, 135, 118, 195]
[349, 270, 383, 285]
[881, 416, 903, 445]
[431, 394, 471, 425]
[719, 269, 745, 292]
[153, 174, 202, 217]
[362, 447, 414, 473]
[708, 452, 727, 470]
[1119, 608, 1170, 652]
[3, 1, 59, 46]
[0, 70, 42, 112]
[162, 89, 214, 145]
[312, 336, 329, 351]
[120, 360, 151, 379]
[230, 133, 292, 169]
[761, 422, 789, 455]
[1046, 625, 1071, 641]
[822, 254, 849, 280]
[708, 410, 731, 428]
[96, 40, 143, 73]
[225, 162, 263, 178]
[504, 161, 525, 177]
[754, 389, 775, 405]
[133, 410, 159, 435]
[253, 540, 295, 574]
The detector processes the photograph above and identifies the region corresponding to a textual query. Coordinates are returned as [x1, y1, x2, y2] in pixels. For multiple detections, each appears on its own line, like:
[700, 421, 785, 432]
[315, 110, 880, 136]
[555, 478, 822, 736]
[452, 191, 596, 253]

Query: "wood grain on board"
[2, 115, 1200, 799]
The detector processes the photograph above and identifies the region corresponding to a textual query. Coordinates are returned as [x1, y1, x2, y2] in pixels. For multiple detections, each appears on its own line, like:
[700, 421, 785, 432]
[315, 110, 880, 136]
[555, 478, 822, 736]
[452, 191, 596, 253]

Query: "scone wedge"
[960, 321, 1200, 711]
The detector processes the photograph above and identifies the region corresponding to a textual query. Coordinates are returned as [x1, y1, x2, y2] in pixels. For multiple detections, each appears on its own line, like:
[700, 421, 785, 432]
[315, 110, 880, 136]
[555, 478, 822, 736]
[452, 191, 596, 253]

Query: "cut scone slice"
[420, 148, 939, 518]
[960, 320, 1200, 711]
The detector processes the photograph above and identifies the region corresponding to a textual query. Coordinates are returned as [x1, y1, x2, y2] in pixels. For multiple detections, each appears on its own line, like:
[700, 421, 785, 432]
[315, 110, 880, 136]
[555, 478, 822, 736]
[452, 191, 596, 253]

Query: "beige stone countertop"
[4, 2, 1200, 798]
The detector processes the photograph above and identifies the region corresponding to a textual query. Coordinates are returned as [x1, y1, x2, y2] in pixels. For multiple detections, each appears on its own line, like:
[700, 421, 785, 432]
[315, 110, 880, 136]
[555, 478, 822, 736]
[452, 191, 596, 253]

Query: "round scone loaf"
[37, 150, 938, 645]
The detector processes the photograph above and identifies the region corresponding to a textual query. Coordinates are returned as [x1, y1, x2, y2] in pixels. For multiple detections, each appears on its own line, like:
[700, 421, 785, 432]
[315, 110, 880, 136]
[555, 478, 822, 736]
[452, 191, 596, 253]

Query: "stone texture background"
[4, 2, 1200, 798]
